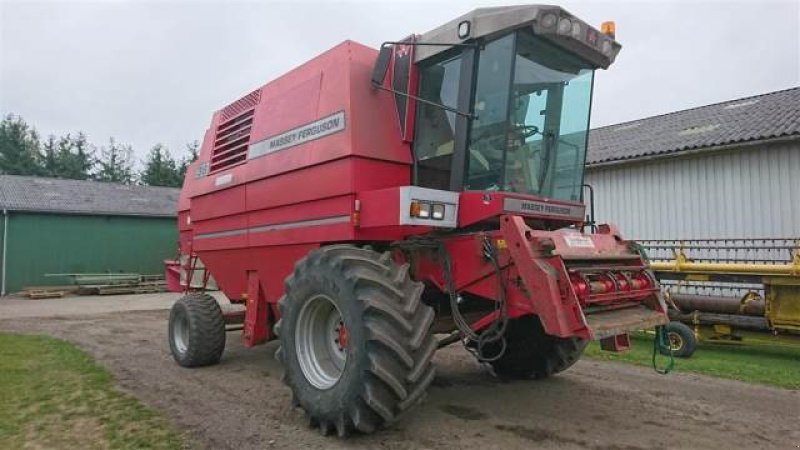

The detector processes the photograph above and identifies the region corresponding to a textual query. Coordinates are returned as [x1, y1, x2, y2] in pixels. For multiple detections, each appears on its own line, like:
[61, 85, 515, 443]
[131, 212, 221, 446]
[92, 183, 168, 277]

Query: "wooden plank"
[21, 285, 80, 294]
[26, 289, 65, 299]
[96, 285, 165, 295]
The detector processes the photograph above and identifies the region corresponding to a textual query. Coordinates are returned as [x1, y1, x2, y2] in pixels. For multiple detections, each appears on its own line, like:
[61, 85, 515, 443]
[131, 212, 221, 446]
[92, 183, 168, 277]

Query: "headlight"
[457, 20, 471, 39]
[557, 17, 572, 35]
[571, 22, 582, 38]
[410, 200, 446, 220]
[432, 204, 446, 220]
[418, 202, 431, 218]
[540, 13, 557, 28]
[601, 40, 613, 56]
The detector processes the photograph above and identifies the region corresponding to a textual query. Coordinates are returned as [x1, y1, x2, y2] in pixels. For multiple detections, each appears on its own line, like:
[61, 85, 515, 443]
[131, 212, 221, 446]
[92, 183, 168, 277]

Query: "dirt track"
[1, 302, 798, 449]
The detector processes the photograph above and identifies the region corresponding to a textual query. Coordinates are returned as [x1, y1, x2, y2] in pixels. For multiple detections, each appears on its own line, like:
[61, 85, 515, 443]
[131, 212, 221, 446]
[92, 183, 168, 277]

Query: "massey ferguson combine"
[168, 5, 668, 437]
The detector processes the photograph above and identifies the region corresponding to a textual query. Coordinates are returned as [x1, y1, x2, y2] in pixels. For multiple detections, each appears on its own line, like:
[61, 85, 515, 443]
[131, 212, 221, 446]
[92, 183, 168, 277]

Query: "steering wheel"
[515, 124, 541, 139]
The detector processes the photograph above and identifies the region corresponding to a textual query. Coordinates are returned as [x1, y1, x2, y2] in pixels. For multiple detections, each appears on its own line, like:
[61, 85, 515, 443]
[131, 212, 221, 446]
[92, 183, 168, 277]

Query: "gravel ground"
[1, 295, 798, 449]
[0, 292, 181, 319]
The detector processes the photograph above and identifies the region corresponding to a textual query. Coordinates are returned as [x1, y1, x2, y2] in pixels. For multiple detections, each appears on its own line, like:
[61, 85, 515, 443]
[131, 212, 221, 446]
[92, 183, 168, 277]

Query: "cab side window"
[413, 54, 461, 190]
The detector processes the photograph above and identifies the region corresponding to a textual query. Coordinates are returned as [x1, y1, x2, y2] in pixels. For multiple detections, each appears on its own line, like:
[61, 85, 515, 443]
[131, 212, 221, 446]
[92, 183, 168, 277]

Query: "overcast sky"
[1, 0, 798, 162]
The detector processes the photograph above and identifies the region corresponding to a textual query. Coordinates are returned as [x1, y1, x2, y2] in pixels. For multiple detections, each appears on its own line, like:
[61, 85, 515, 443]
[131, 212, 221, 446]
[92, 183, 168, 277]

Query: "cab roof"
[415, 5, 621, 69]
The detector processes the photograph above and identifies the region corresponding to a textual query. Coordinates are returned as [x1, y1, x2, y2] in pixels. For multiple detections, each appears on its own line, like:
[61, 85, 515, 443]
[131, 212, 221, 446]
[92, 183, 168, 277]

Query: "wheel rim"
[295, 294, 348, 390]
[668, 332, 684, 351]
[173, 310, 189, 355]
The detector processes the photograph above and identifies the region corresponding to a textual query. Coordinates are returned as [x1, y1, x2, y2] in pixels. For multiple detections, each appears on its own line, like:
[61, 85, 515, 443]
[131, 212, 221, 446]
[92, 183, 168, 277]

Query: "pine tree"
[57, 133, 94, 180]
[0, 115, 44, 176]
[177, 140, 199, 181]
[140, 143, 182, 187]
[94, 138, 134, 184]
[41, 135, 60, 177]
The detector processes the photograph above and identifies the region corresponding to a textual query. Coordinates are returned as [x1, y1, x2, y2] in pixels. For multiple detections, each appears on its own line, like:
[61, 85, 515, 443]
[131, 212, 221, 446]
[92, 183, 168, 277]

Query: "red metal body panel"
[199, 249, 249, 299]
[176, 39, 667, 347]
[178, 42, 414, 310]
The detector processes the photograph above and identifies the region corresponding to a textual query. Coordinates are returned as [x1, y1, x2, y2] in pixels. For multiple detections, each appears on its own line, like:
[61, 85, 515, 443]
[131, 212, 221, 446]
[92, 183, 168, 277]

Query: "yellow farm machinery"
[640, 238, 800, 356]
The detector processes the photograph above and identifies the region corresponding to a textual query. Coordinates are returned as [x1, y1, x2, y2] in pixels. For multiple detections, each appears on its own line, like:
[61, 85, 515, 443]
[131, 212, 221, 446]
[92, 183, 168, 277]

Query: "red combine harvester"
[168, 5, 668, 437]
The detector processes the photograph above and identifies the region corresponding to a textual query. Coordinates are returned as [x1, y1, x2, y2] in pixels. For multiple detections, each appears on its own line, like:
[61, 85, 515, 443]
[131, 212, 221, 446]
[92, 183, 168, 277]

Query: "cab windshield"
[413, 29, 595, 202]
[467, 31, 594, 201]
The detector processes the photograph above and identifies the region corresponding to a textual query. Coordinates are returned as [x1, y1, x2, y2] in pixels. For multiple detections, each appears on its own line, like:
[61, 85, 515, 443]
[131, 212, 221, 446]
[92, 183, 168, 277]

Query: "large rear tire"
[168, 293, 226, 367]
[490, 315, 586, 379]
[275, 245, 436, 437]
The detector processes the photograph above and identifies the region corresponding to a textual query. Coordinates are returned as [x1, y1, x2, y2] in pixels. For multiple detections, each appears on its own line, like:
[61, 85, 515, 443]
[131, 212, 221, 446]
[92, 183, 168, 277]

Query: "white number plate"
[564, 235, 595, 248]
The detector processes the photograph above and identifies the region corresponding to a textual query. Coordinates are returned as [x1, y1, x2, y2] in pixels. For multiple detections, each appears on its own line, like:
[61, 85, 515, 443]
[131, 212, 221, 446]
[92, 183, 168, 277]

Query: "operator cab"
[380, 6, 620, 204]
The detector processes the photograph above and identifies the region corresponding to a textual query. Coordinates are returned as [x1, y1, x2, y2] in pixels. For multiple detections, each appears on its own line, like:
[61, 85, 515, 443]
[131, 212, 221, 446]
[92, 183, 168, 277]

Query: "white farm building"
[585, 87, 800, 241]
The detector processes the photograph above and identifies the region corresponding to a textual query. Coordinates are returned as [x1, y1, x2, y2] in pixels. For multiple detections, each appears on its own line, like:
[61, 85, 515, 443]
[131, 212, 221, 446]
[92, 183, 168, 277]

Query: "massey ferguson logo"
[520, 201, 571, 216]
[248, 111, 346, 159]
[503, 198, 584, 220]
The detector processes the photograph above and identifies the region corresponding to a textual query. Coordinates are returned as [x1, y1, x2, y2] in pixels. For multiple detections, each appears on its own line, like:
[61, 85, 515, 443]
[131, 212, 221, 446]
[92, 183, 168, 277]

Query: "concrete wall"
[584, 140, 800, 240]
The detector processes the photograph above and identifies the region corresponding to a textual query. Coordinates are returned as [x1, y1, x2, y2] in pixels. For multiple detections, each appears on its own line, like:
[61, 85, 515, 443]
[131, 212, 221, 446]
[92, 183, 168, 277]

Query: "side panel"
[191, 158, 411, 247]
[190, 184, 247, 222]
[245, 158, 353, 212]
[192, 158, 411, 302]
[192, 214, 249, 251]
[195, 248, 249, 301]
[197, 244, 320, 306]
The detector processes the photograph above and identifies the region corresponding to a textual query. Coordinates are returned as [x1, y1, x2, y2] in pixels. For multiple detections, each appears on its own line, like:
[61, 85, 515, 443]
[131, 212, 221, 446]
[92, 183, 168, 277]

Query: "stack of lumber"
[24, 273, 168, 298]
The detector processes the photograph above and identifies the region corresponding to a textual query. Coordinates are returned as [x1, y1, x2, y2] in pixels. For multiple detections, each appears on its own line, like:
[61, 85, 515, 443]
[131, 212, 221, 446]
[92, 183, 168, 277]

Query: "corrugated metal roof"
[587, 87, 800, 166]
[0, 175, 179, 217]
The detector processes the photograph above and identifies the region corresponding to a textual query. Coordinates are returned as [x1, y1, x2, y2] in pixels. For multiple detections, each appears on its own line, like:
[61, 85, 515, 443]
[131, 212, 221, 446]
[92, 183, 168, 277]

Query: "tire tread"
[169, 292, 226, 367]
[276, 245, 436, 437]
[490, 315, 586, 380]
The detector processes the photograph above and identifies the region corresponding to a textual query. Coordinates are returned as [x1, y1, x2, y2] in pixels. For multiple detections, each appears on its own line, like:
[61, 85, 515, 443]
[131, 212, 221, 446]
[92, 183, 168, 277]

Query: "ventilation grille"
[221, 89, 261, 121]
[211, 90, 261, 172]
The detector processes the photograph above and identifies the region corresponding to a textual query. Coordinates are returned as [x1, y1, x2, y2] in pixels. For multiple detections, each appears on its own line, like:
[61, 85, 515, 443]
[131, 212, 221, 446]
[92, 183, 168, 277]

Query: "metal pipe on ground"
[670, 293, 765, 316]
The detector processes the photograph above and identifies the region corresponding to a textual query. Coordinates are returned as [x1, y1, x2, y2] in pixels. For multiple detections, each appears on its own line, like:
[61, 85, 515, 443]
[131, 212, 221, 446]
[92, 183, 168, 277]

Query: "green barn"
[0, 175, 179, 294]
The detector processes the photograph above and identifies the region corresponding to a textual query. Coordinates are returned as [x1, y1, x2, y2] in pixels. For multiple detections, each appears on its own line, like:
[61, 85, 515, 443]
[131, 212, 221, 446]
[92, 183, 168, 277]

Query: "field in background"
[0, 333, 183, 449]
[585, 333, 800, 389]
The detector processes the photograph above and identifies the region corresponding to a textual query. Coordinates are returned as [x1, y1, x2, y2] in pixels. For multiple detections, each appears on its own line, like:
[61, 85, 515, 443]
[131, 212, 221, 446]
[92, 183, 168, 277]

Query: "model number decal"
[215, 173, 233, 186]
[248, 111, 345, 160]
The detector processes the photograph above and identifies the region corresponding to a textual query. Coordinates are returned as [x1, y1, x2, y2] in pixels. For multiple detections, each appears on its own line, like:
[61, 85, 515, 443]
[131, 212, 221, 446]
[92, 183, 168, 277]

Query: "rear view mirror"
[371, 45, 392, 86]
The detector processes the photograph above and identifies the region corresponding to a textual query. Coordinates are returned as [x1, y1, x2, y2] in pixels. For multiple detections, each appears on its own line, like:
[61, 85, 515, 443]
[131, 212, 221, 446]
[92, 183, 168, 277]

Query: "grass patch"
[0, 333, 183, 449]
[584, 333, 800, 389]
